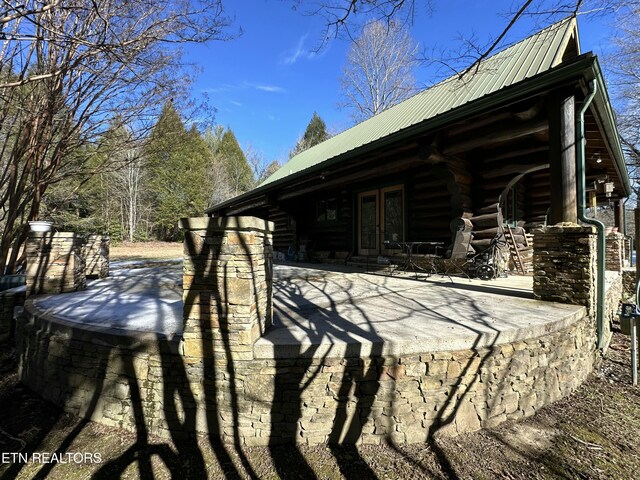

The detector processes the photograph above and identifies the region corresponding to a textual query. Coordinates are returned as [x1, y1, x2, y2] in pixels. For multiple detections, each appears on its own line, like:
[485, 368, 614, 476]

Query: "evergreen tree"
[290, 112, 329, 158]
[145, 102, 211, 240]
[216, 129, 254, 194]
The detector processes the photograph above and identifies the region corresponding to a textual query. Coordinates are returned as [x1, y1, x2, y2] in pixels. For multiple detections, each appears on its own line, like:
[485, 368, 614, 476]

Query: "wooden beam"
[614, 199, 624, 230]
[548, 91, 577, 224]
[482, 162, 547, 180]
[442, 119, 547, 155]
[481, 145, 548, 164]
[276, 156, 421, 201]
[445, 99, 542, 137]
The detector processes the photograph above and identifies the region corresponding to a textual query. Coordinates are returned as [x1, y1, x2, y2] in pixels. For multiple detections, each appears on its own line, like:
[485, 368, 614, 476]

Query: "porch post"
[533, 225, 597, 315]
[83, 234, 110, 279]
[605, 232, 625, 272]
[548, 91, 577, 224]
[614, 200, 624, 231]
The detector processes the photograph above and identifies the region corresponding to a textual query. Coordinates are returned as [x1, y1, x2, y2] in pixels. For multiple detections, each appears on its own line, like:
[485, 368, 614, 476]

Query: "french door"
[357, 186, 404, 255]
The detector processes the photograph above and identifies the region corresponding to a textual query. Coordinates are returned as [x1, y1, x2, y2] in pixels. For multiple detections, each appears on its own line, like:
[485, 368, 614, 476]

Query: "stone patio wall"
[15, 215, 600, 445]
[25, 232, 86, 297]
[83, 235, 110, 279]
[15, 301, 595, 445]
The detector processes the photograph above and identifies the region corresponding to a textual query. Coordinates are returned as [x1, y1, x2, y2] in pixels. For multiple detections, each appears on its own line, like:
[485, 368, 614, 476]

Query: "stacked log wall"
[300, 191, 353, 252]
[408, 171, 459, 242]
[267, 206, 296, 252]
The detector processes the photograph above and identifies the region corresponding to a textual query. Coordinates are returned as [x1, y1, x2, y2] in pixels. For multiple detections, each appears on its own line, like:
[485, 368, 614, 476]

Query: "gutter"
[576, 79, 607, 350]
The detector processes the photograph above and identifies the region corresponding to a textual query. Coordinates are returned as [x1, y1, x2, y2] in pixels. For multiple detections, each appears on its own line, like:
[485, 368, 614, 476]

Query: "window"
[316, 197, 338, 222]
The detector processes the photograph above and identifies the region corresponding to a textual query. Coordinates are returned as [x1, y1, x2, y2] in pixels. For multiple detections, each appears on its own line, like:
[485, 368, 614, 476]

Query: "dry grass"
[110, 241, 183, 261]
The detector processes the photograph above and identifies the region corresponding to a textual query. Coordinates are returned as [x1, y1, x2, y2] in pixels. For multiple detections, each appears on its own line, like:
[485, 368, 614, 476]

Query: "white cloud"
[202, 84, 233, 93]
[204, 82, 285, 95]
[281, 34, 318, 65]
[243, 81, 286, 93]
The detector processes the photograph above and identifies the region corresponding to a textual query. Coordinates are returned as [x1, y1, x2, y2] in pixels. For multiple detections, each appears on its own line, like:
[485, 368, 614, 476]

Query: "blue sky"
[185, 1, 620, 165]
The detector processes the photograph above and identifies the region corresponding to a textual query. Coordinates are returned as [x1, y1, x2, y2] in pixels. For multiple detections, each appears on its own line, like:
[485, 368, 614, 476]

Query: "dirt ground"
[110, 242, 183, 261]
[1, 242, 639, 478]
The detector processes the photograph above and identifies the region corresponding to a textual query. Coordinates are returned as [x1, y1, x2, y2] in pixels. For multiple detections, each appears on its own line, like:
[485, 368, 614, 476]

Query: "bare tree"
[0, 0, 232, 273]
[111, 148, 145, 243]
[339, 19, 418, 123]
[297, 0, 431, 42]
[245, 143, 282, 185]
[607, 3, 640, 193]
[304, 1, 628, 80]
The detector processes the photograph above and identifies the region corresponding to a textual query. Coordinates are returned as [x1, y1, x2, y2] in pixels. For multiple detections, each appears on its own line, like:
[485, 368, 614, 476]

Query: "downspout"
[622, 197, 634, 267]
[576, 79, 607, 350]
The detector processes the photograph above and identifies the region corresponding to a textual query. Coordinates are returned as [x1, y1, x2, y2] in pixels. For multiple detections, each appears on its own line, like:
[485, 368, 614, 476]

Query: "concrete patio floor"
[28, 261, 585, 358]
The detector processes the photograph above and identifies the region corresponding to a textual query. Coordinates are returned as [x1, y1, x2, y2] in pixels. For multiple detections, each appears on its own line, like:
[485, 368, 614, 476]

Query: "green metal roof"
[207, 17, 635, 214]
[261, 17, 578, 186]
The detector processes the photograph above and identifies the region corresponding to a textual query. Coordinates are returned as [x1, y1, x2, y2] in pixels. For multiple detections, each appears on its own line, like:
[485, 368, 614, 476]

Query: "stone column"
[84, 235, 110, 279]
[605, 232, 624, 272]
[0, 287, 24, 341]
[179, 217, 274, 363]
[533, 224, 596, 315]
[26, 232, 86, 297]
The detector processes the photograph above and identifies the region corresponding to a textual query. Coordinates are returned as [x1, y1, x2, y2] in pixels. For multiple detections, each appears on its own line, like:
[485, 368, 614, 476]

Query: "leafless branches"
[0, 0, 233, 272]
[339, 19, 418, 122]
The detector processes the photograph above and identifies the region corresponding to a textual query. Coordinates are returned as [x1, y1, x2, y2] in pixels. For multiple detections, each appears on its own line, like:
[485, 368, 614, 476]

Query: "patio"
[17, 248, 603, 445]
[29, 261, 584, 358]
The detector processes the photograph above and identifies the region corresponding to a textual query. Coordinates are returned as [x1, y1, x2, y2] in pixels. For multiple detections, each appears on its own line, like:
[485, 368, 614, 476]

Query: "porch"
[18, 259, 602, 444]
[26, 261, 579, 353]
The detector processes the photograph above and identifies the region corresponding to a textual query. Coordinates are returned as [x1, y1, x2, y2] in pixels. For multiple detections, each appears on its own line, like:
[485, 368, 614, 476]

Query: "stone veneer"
[0, 286, 24, 342]
[15, 302, 595, 445]
[14, 216, 602, 446]
[533, 224, 596, 315]
[83, 235, 110, 279]
[605, 232, 625, 272]
[622, 268, 637, 302]
[25, 232, 86, 297]
[179, 216, 273, 362]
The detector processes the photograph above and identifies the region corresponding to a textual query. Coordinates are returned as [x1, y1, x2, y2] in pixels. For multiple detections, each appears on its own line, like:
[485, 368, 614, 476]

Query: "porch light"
[605, 182, 615, 198]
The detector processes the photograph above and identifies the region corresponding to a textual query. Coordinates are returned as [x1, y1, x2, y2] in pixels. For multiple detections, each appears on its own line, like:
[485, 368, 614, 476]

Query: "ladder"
[504, 225, 525, 274]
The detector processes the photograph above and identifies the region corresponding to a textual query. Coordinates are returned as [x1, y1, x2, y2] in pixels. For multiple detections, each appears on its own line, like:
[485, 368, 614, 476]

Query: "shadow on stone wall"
[8, 217, 599, 479]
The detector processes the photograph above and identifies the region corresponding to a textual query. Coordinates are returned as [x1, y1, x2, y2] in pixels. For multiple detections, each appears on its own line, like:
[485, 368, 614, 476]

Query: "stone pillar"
[533, 224, 596, 315]
[84, 235, 110, 279]
[605, 232, 624, 272]
[26, 232, 86, 297]
[0, 287, 24, 341]
[179, 217, 273, 363]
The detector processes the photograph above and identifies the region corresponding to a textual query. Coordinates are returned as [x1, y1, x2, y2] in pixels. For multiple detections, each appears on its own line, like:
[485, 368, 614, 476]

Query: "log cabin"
[206, 18, 632, 269]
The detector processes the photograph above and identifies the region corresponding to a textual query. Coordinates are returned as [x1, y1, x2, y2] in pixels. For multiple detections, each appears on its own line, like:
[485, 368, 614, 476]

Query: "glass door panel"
[383, 188, 403, 243]
[381, 186, 404, 254]
[358, 190, 379, 255]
